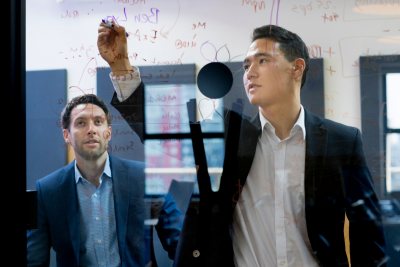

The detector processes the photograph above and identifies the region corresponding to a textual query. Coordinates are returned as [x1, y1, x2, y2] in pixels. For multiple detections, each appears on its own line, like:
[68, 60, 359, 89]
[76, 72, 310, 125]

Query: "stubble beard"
[78, 142, 108, 161]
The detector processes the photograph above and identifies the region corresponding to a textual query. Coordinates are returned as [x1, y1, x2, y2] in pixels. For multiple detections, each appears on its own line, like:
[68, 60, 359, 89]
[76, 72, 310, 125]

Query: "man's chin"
[81, 150, 104, 161]
[248, 98, 259, 106]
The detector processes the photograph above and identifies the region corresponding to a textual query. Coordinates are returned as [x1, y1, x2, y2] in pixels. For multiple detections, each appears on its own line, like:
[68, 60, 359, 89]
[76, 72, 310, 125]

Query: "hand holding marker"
[101, 18, 129, 37]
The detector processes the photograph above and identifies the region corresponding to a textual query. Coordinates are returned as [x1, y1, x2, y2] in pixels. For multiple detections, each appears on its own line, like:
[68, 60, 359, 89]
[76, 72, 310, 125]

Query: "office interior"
[7, 0, 400, 266]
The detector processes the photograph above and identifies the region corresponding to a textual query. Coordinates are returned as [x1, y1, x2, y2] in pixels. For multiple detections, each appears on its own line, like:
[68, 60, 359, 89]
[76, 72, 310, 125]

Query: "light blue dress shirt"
[75, 155, 121, 267]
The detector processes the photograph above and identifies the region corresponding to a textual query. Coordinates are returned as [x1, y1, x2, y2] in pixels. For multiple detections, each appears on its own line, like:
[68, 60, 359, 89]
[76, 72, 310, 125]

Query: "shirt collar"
[259, 105, 306, 140]
[74, 154, 112, 184]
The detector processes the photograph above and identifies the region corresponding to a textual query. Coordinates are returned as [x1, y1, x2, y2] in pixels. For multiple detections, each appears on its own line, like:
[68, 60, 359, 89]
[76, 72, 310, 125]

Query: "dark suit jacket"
[112, 83, 387, 267]
[27, 156, 145, 267]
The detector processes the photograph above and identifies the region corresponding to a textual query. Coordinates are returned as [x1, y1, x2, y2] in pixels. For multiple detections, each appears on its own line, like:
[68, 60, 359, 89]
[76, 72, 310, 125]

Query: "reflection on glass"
[145, 138, 224, 195]
[144, 81, 226, 195]
[145, 139, 195, 195]
[386, 133, 400, 192]
[203, 138, 225, 191]
[386, 73, 400, 129]
[199, 98, 224, 133]
[145, 84, 196, 134]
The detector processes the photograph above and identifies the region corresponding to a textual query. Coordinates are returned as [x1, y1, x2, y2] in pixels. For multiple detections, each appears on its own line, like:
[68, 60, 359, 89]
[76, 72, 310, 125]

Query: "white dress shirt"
[109, 66, 141, 101]
[232, 106, 319, 267]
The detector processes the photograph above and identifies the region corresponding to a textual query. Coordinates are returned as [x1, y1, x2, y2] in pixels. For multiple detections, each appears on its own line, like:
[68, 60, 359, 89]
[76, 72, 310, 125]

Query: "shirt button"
[192, 250, 200, 258]
[95, 216, 100, 221]
[97, 239, 102, 244]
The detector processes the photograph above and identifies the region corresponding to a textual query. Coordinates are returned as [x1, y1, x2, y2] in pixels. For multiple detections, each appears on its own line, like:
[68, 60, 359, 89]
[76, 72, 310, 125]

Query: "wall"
[26, 0, 400, 129]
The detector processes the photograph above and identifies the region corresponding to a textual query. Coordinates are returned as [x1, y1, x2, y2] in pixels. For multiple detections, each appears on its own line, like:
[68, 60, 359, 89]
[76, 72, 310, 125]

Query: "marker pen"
[101, 19, 129, 37]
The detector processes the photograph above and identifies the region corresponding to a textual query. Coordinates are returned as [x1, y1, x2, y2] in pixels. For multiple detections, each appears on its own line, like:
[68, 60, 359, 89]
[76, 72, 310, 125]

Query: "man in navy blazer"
[26, 94, 146, 267]
[97, 22, 388, 267]
[27, 157, 145, 267]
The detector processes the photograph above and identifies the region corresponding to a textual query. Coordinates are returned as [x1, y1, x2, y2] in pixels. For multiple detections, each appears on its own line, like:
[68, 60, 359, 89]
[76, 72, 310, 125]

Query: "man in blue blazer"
[26, 94, 146, 267]
[27, 94, 181, 267]
[97, 22, 388, 267]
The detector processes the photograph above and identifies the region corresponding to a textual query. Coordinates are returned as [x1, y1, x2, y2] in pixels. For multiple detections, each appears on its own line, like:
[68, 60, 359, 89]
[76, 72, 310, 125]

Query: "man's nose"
[87, 121, 97, 135]
[245, 64, 257, 80]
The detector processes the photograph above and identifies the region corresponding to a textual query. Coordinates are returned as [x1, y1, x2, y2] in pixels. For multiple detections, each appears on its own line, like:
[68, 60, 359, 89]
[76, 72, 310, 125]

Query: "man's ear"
[293, 58, 305, 72]
[292, 58, 306, 81]
[63, 129, 70, 144]
[104, 126, 112, 140]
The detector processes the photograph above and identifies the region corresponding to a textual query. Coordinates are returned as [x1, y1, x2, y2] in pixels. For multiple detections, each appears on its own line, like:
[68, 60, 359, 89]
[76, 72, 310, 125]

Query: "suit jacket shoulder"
[35, 160, 76, 200]
[305, 109, 360, 139]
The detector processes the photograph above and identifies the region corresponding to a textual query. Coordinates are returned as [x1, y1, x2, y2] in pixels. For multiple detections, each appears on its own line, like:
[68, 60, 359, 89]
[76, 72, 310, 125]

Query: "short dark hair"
[252, 25, 310, 88]
[61, 94, 111, 129]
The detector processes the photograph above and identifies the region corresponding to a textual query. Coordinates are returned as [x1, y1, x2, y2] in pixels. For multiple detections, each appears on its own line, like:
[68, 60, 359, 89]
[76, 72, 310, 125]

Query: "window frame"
[360, 55, 400, 199]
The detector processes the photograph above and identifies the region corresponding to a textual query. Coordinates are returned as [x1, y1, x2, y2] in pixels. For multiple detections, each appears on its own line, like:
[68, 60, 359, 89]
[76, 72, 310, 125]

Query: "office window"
[385, 73, 400, 192]
[97, 64, 225, 196]
[143, 82, 226, 194]
[145, 84, 194, 135]
[144, 82, 198, 195]
[360, 55, 400, 198]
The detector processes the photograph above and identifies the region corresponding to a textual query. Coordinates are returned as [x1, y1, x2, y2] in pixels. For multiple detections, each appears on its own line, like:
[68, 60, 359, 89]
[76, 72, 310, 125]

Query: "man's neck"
[76, 154, 107, 187]
[260, 102, 301, 140]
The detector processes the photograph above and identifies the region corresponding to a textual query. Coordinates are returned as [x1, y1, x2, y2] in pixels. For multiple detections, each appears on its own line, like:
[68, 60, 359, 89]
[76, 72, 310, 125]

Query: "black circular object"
[197, 62, 233, 99]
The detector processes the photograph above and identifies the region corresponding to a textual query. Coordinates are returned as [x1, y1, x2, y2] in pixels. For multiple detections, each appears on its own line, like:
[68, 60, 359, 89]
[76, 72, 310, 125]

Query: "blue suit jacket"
[27, 155, 145, 267]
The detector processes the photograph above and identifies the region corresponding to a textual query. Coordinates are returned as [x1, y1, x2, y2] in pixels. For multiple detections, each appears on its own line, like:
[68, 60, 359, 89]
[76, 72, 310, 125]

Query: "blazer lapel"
[57, 163, 80, 263]
[109, 156, 130, 250]
[233, 115, 261, 207]
[304, 110, 328, 206]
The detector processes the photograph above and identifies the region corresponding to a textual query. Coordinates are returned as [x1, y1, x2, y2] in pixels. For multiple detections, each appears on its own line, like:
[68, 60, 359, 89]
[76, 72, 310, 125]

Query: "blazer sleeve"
[344, 129, 388, 266]
[155, 193, 184, 260]
[111, 82, 145, 143]
[26, 182, 51, 267]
